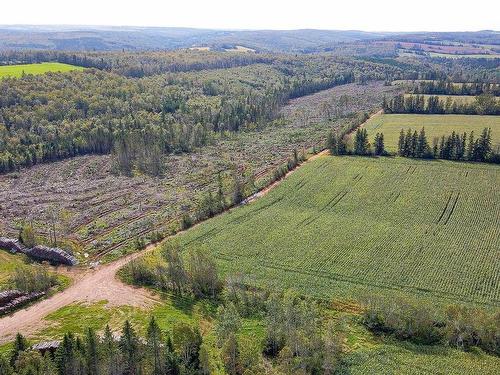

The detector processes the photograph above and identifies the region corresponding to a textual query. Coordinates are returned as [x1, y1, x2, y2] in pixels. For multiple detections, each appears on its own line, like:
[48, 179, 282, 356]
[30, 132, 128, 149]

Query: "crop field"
[162, 156, 499, 305]
[363, 114, 500, 152]
[0, 62, 84, 78]
[0, 82, 399, 262]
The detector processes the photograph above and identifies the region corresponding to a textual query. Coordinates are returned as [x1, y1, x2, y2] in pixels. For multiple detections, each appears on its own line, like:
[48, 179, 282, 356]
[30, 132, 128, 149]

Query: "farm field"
[0, 82, 399, 263]
[158, 156, 500, 305]
[363, 113, 500, 151]
[0, 62, 84, 78]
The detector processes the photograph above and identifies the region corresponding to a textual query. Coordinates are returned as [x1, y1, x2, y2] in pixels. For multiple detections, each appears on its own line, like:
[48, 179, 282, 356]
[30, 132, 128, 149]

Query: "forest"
[0, 52, 421, 174]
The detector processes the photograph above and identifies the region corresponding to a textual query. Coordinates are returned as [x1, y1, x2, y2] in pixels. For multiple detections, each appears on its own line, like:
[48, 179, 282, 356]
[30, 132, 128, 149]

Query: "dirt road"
[0, 248, 158, 344]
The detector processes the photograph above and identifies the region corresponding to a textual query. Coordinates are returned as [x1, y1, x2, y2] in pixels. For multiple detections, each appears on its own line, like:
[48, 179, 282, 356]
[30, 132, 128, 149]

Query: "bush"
[362, 297, 444, 345]
[125, 259, 158, 286]
[11, 265, 57, 293]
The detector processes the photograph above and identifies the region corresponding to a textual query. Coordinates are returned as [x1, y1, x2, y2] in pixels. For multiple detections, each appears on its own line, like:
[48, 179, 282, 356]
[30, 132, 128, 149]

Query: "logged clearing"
[0, 62, 83, 78]
[0, 82, 398, 262]
[168, 156, 500, 305]
[363, 114, 500, 151]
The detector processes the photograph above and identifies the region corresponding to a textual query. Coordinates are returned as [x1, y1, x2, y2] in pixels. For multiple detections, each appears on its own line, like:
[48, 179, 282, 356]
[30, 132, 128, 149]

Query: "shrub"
[125, 259, 158, 286]
[10, 265, 57, 293]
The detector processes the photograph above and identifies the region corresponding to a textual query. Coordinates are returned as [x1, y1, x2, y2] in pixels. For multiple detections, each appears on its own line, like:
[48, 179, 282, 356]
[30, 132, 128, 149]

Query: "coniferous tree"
[101, 325, 122, 375]
[374, 133, 385, 156]
[354, 128, 369, 155]
[119, 321, 141, 375]
[146, 317, 164, 375]
[398, 129, 405, 156]
[467, 131, 475, 160]
[55, 333, 76, 375]
[10, 333, 29, 367]
[164, 335, 180, 375]
[84, 328, 99, 375]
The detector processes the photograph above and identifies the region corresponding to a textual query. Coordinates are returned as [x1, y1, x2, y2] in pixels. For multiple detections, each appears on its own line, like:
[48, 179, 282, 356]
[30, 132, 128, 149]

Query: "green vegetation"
[0, 63, 83, 79]
[364, 114, 500, 151]
[153, 156, 499, 305]
[0, 252, 26, 289]
[404, 93, 499, 105]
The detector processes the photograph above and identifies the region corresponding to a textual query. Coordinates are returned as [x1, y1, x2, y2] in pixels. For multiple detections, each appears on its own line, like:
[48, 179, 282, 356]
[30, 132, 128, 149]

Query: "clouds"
[3, 0, 499, 31]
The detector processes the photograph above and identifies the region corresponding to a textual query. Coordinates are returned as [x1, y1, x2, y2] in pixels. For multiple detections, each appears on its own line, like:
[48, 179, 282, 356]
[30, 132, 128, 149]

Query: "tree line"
[0, 288, 346, 375]
[383, 94, 500, 115]
[363, 296, 499, 356]
[412, 80, 500, 96]
[326, 119, 498, 164]
[397, 127, 498, 163]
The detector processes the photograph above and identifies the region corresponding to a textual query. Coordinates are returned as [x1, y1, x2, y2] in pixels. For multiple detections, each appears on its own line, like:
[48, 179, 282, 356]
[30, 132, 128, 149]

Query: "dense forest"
[0, 51, 422, 174]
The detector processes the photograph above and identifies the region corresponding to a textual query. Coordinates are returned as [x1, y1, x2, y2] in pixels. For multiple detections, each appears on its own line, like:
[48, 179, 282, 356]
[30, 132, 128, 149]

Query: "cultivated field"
[162, 156, 500, 305]
[363, 113, 500, 151]
[0, 62, 84, 78]
[0, 82, 399, 262]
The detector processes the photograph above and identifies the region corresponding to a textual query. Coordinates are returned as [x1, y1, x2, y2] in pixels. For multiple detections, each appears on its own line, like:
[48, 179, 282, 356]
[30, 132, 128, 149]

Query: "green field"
[0, 62, 84, 79]
[160, 156, 499, 305]
[364, 114, 500, 152]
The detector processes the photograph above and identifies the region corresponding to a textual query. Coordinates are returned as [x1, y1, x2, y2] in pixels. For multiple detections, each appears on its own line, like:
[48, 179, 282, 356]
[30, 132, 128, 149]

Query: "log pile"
[0, 237, 78, 266]
[0, 289, 45, 315]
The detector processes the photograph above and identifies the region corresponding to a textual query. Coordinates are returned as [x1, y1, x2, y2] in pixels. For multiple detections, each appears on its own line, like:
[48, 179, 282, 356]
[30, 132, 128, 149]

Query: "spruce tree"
[398, 129, 405, 155]
[146, 317, 163, 375]
[85, 328, 99, 375]
[164, 335, 180, 375]
[374, 133, 385, 156]
[119, 321, 141, 375]
[10, 333, 29, 367]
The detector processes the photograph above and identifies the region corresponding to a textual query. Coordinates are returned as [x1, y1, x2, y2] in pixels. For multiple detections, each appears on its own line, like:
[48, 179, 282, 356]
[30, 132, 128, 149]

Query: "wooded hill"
[0, 52, 422, 174]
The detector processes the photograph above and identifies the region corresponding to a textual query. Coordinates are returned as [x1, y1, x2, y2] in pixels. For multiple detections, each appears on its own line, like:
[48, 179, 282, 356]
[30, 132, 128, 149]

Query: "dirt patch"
[0, 247, 159, 344]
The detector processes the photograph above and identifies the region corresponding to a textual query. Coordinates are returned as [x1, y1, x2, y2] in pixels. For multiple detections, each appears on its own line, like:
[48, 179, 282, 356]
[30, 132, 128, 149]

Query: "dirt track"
[0, 247, 159, 344]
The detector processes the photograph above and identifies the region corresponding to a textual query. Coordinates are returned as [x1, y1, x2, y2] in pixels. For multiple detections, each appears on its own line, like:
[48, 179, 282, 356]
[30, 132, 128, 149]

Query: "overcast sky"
[1, 0, 499, 31]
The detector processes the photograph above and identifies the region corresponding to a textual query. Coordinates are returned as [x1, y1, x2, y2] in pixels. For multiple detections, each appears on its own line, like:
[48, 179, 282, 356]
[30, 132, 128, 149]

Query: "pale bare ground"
[0, 247, 159, 344]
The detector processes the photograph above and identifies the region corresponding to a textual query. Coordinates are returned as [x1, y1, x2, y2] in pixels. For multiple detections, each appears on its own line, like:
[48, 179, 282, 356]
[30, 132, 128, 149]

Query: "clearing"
[0, 62, 84, 78]
[363, 113, 500, 151]
[0, 82, 399, 262]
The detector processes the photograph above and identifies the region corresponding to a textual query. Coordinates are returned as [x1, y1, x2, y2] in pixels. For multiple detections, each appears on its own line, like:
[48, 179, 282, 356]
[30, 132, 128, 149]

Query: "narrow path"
[0, 147, 333, 345]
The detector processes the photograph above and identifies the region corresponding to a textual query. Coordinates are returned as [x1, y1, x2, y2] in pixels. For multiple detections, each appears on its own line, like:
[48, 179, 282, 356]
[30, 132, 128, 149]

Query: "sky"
[1, 0, 499, 32]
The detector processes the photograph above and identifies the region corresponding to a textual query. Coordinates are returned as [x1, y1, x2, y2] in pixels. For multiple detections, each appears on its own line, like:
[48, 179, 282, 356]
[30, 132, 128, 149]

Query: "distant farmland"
[363, 114, 500, 151]
[0, 62, 84, 78]
[165, 156, 500, 305]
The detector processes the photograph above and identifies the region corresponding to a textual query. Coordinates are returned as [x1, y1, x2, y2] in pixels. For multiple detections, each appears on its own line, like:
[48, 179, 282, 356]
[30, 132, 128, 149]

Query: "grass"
[0, 62, 84, 79]
[363, 114, 500, 152]
[152, 156, 500, 306]
[0, 251, 27, 288]
[343, 341, 500, 374]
